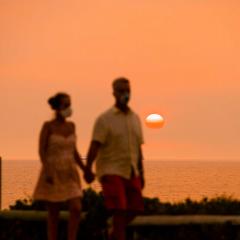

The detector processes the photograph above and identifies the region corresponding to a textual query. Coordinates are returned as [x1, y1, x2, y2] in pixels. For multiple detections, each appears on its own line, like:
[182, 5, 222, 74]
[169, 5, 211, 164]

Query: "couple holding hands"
[33, 77, 145, 240]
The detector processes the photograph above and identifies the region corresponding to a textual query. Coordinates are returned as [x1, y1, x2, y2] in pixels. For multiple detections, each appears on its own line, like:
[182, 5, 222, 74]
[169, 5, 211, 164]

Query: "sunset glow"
[145, 114, 165, 129]
[1, 1, 240, 160]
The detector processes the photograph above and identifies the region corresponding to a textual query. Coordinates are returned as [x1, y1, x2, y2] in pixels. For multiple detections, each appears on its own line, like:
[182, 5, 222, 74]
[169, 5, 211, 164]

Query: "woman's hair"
[48, 92, 70, 110]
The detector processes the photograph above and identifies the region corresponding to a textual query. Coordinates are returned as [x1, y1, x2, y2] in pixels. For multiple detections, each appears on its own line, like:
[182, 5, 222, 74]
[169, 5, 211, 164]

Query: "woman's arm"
[39, 122, 53, 184]
[39, 122, 50, 165]
[71, 122, 86, 171]
[74, 148, 86, 171]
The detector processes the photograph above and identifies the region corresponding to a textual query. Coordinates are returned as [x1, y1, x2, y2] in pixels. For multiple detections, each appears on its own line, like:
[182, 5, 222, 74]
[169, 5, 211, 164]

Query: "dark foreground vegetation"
[1, 188, 240, 239]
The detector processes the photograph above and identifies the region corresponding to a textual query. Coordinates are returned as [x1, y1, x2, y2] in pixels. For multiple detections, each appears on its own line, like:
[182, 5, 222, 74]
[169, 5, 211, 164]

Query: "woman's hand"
[84, 167, 95, 184]
[45, 175, 54, 184]
[45, 167, 54, 184]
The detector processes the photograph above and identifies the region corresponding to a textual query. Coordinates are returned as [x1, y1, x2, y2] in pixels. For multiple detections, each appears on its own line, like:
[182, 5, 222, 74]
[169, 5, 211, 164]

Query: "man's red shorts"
[100, 175, 144, 212]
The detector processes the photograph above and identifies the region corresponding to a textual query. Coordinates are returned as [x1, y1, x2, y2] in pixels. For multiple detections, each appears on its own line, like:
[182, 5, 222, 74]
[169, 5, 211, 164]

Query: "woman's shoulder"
[39, 121, 52, 135]
[42, 120, 54, 128]
[42, 120, 75, 131]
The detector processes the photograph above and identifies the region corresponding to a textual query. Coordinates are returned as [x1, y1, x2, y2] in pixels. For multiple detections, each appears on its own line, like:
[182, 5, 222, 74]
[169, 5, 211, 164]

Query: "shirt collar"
[111, 106, 132, 114]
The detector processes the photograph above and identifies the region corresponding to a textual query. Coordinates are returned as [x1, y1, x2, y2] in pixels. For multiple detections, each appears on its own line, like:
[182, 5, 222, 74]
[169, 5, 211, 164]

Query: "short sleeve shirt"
[92, 107, 144, 179]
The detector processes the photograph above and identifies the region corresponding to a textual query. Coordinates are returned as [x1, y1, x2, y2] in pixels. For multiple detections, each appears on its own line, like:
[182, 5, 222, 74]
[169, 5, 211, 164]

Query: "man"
[84, 77, 145, 240]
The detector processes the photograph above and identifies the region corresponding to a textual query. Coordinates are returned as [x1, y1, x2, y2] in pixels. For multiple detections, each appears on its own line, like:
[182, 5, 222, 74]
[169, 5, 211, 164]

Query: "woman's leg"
[68, 197, 82, 240]
[47, 202, 60, 240]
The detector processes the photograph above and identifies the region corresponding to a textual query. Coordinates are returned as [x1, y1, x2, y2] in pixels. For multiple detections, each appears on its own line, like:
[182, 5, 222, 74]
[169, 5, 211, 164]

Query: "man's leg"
[125, 176, 145, 240]
[110, 211, 138, 240]
[111, 210, 127, 240]
[100, 175, 127, 240]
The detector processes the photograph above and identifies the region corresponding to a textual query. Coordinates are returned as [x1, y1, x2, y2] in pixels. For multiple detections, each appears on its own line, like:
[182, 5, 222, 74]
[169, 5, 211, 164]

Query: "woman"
[33, 92, 86, 240]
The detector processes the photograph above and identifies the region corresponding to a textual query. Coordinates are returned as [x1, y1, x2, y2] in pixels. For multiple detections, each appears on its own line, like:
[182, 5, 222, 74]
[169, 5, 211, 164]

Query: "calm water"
[2, 160, 240, 209]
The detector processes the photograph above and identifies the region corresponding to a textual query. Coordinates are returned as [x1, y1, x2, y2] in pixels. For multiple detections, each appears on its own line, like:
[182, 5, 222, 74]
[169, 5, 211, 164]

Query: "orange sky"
[1, 0, 240, 160]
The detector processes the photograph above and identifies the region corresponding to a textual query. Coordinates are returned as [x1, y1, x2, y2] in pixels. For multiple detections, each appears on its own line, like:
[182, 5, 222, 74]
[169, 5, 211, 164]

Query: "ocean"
[2, 160, 240, 209]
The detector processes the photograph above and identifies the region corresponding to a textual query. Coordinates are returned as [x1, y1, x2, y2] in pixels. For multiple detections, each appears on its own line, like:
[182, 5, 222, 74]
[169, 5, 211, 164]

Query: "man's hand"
[84, 140, 101, 184]
[84, 167, 95, 184]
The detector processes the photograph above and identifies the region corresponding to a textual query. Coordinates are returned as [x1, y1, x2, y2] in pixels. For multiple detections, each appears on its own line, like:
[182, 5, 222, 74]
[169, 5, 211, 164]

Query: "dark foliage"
[10, 189, 240, 215]
[3, 189, 240, 239]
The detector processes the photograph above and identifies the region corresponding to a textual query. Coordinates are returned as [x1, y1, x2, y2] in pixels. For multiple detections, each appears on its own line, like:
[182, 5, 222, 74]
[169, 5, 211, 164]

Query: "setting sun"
[145, 113, 165, 129]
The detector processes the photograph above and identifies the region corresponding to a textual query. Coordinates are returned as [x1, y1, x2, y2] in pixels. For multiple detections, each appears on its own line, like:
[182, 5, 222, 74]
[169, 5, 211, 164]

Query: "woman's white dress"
[33, 134, 82, 202]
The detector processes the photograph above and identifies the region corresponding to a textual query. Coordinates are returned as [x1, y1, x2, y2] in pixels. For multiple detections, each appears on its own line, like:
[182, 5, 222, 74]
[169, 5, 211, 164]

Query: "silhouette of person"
[84, 78, 145, 240]
[33, 92, 85, 240]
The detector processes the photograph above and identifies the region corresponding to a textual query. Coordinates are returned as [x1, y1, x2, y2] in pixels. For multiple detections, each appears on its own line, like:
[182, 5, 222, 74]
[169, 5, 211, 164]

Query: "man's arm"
[84, 140, 102, 183]
[138, 146, 145, 189]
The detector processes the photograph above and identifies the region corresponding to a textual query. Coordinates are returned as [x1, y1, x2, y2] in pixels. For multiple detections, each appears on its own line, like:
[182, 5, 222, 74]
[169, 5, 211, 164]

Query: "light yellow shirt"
[92, 106, 144, 179]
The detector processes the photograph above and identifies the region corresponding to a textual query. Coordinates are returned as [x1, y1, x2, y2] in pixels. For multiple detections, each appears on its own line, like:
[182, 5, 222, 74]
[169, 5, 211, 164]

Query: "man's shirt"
[92, 106, 144, 179]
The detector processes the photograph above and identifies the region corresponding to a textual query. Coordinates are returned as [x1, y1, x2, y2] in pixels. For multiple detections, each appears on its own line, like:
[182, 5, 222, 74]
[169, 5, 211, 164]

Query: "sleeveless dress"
[33, 134, 82, 202]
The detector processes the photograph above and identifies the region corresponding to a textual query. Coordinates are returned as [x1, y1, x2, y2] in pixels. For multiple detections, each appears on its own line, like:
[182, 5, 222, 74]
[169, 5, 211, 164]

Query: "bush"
[9, 189, 240, 215]
[4, 189, 240, 240]
[143, 195, 240, 215]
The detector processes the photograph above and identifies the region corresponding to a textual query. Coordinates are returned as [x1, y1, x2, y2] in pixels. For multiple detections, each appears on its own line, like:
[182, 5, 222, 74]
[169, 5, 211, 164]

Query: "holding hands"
[83, 140, 101, 184]
[84, 167, 95, 184]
